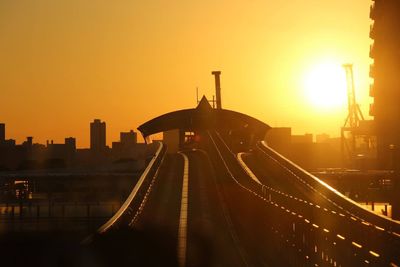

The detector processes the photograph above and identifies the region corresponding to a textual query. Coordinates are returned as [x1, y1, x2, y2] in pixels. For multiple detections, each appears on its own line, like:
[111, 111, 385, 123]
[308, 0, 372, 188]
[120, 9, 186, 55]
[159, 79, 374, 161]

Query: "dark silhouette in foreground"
[0, 226, 210, 267]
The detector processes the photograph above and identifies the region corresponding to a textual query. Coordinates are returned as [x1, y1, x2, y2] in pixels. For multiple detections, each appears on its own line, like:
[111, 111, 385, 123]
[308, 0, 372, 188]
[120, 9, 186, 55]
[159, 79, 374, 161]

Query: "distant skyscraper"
[369, 1, 400, 168]
[0, 123, 4, 143]
[90, 119, 106, 151]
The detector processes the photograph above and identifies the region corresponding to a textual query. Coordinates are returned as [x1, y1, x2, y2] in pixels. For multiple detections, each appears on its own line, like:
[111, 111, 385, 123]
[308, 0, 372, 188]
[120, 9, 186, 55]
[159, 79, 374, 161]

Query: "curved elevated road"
[88, 131, 400, 266]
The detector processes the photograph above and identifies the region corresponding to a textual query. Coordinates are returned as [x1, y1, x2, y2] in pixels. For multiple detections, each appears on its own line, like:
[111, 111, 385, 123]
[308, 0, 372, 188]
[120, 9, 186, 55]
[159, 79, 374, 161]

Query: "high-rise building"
[0, 123, 5, 143]
[90, 119, 106, 151]
[369, 0, 400, 168]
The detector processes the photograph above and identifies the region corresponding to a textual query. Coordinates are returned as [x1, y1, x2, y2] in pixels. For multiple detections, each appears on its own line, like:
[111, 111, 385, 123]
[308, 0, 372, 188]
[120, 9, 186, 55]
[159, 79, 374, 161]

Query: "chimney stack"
[211, 71, 222, 109]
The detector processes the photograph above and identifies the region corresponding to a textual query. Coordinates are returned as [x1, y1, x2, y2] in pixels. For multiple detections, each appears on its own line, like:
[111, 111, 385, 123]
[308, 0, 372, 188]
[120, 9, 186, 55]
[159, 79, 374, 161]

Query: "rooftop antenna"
[196, 87, 199, 105]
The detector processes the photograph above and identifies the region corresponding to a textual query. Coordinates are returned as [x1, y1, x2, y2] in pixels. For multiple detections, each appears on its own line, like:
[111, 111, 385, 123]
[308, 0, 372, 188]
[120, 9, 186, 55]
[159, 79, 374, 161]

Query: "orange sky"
[0, 1, 372, 147]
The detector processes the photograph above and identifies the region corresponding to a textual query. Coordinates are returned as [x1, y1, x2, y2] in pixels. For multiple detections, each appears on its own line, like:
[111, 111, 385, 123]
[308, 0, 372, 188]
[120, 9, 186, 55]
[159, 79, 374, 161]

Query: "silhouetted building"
[45, 139, 77, 168]
[112, 130, 137, 150]
[265, 128, 340, 169]
[65, 137, 76, 152]
[316, 133, 330, 144]
[90, 119, 106, 152]
[369, 1, 400, 168]
[22, 137, 33, 148]
[265, 127, 291, 155]
[112, 130, 145, 158]
[111, 130, 147, 170]
[2, 139, 15, 146]
[0, 121, 153, 171]
[120, 130, 137, 145]
[291, 133, 313, 144]
[0, 123, 4, 143]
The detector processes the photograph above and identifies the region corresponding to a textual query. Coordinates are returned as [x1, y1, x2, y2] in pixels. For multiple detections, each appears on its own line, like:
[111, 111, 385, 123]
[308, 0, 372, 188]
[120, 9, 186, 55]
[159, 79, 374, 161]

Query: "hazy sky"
[0, 1, 372, 147]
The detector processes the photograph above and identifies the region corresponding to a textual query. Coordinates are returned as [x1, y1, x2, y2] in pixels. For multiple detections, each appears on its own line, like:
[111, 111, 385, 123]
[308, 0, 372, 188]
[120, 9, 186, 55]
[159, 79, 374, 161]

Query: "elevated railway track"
[77, 131, 400, 266]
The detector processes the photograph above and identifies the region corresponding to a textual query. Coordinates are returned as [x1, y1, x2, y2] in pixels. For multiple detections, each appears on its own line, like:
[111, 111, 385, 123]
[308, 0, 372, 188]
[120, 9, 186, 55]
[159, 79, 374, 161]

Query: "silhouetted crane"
[341, 64, 365, 166]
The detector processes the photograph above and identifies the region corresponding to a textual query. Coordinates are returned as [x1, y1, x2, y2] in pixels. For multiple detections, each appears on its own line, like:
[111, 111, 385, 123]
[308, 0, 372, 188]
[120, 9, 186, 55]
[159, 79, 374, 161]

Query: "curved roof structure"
[137, 96, 270, 140]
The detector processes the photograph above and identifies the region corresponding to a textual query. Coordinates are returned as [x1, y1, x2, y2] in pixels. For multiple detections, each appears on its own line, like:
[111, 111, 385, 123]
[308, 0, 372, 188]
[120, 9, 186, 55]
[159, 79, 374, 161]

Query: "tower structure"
[90, 119, 106, 152]
[341, 64, 365, 164]
[369, 0, 400, 169]
[211, 71, 222, 109]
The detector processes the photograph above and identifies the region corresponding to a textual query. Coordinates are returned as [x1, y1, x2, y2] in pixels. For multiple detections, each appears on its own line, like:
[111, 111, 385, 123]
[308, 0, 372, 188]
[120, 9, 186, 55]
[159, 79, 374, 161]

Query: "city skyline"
[0, 1, 372, 147]
[1, 2, 400, 265]
[0, 120, 141, 149]
[0, 119, 148, 172]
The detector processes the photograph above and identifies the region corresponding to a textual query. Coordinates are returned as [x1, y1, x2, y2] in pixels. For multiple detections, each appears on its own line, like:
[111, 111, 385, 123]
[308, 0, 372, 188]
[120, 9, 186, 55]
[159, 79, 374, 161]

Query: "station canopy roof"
[137, 96, 270, 140]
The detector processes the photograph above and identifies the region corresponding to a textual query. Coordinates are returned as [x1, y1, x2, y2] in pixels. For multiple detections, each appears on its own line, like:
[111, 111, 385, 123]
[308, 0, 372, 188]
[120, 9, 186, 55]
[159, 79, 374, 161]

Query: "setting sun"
[303, 62, 347, 110]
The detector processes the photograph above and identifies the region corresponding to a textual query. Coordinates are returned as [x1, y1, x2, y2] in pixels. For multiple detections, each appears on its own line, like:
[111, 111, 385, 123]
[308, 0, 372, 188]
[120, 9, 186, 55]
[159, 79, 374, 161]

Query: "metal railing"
[254, 141, 400, 266]
[82, 141, 166, 243]
[256, 141, 400, 232]
[206, 131, 400, 266]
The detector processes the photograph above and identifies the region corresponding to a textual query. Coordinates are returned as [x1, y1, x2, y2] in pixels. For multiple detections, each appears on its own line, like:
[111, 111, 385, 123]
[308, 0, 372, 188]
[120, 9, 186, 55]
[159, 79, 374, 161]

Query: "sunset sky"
[0, 1, 372, 147]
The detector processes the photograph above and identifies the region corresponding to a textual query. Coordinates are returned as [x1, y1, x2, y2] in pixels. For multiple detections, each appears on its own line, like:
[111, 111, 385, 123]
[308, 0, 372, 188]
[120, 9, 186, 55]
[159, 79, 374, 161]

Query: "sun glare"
[303, 62, 347, 110]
